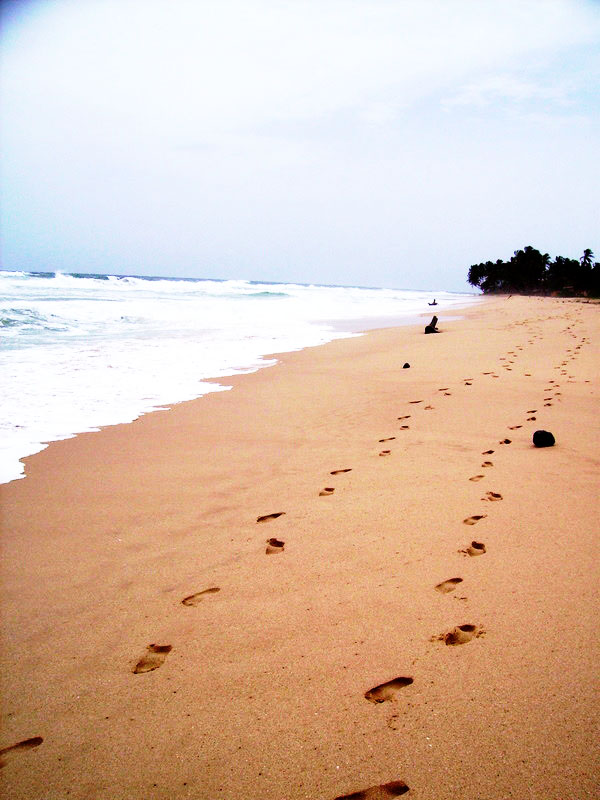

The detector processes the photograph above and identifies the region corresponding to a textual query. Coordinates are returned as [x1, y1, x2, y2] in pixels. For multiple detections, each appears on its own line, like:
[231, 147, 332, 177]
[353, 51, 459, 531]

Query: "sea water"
[0, 270, 481, 484]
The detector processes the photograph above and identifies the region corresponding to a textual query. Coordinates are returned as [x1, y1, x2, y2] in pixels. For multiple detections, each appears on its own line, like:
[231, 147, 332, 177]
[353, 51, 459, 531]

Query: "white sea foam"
[0, 271, 481, 483]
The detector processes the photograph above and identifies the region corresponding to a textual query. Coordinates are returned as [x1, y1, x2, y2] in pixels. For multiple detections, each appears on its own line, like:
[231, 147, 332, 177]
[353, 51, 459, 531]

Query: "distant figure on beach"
[425, 315, 439, 334]
[429, 299, 438, 306]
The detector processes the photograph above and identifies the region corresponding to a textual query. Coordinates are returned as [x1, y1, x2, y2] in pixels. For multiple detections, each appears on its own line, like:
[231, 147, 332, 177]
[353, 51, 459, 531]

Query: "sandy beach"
[1, 295, 598, 800]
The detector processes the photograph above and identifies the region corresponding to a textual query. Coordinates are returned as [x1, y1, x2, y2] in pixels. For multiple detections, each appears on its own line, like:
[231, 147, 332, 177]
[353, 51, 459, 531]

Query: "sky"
[1, 0, 599, 292]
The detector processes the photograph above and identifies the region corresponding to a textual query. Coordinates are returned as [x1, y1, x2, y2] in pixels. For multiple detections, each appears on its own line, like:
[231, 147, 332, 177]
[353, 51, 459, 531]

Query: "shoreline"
[1, 295, 481, 487]
[1, 295, 598, 799]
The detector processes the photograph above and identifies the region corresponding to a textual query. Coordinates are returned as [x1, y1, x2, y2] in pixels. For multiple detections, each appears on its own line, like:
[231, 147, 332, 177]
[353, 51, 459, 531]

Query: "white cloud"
[442, 74, 571, 109]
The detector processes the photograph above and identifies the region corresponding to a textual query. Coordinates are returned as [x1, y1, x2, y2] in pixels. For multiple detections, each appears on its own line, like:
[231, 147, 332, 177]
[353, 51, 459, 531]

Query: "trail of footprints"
[69, 317, 585, 799]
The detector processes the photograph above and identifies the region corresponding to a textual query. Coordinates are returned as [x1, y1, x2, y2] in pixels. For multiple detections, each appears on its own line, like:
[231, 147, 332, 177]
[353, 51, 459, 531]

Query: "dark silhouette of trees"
[468, 246, 598, 296]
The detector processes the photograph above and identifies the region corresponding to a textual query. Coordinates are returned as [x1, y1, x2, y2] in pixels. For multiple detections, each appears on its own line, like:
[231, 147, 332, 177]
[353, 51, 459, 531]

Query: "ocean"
[0, 270, 481, 484]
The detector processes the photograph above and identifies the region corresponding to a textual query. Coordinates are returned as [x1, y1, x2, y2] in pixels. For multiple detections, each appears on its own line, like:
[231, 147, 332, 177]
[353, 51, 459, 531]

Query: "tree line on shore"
[467, 246, 598, 296]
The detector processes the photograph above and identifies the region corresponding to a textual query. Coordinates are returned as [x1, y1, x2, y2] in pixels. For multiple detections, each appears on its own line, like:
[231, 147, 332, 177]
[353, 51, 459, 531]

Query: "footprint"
[256, 512, 285, 523]
[469, 474, 484, 482]
[0, 737, 43, 767]
[399, 425, 410, 430]
[133, 644, 172, 674]
[527, 417, 536, 421]
[409, 400, 423, 404]
[482, 450, 494, 455]
[526, 409, 537, 413]
[508, 425, 522, 430]
[463, 514, 486, 525]
[319, 487, 335, 496]
[266, 537, 285, 554]
[424, 405, 434, 410]
[438, 624, 484, 646]
[397, 415, 411, 420]
[330, 468, 352, 475]
[464, 382, 472, 386]
[499, 438, 512, 444]
[379, 437, 396, 442]
[438, 387, 450, 391]
[461, 540, 486, 557]
[544, 402, 552, 407]
[444, 392, 452, 396]
[334, 780, 410, 799]
[182, 587, 220, 606]
[482, 491, 502, 502]
[379, 450, 391, 456]
[364, 676, 413, 703]
[435, 577, 463, 594]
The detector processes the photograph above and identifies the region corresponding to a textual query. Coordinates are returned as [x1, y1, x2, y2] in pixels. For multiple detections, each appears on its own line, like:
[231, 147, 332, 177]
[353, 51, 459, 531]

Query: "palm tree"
[581, 249, 594, 268]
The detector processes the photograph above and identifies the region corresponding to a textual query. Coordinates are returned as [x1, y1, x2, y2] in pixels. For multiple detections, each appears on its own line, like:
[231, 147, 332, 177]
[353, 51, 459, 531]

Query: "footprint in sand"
[482, 491, 502, 502]
[444, 392, 452, 396]
[331, 468, 352, 475]
[397, 415, 411, 420]
[334, 780, 410, 799]
[508, 425, 522, 430]
[319, 487, 335, 496]
[527, 417, 536, 421]
[434, 624, 485, 646]
[409, 400, 423, 404]
[460, 540, 486, 557]
[527, 409, 537, 413]
[463, 514, 486, 525]
[435, 577, 463, 594]
[399, 425, 410, 430]
[182, 587, 220, 606]
[469, 474, 484, 482]
[379, 450, 392, 456]
[499, 438, 512, 445]
[424, 405, 434, 410]
[482, 449, 494, 455]
[438, 387, 450, 391]
[256, 512, 285, 523]
[266, 537, 285, 554]
[481, 461, 493, 468]
[379, 437, 395, 442]
[364, 676, 413, 703]
[0, 737, 43, 767]
[133, 644, 172, 674]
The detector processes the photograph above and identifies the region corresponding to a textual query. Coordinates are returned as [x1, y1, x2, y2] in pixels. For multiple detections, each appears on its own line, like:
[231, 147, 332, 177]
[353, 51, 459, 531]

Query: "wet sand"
[1, 295, 598, 799]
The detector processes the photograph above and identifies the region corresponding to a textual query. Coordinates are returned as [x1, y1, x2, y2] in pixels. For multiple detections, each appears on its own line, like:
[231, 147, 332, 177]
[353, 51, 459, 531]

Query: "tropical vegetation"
[467, 246, 599, 296]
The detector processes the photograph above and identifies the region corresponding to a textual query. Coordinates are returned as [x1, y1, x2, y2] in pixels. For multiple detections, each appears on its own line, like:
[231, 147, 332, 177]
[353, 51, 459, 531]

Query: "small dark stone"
[403, 362, 410, 369]
[533, 430, 555, 448]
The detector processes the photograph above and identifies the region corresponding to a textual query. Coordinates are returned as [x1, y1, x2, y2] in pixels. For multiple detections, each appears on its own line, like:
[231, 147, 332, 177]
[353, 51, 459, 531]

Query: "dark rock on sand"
[533, 430, 555, 447]
[403, 362, 410, 369]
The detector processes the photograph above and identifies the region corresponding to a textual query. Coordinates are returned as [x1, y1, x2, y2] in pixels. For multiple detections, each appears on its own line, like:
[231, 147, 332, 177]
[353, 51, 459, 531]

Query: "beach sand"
[1, 295, 598, 799]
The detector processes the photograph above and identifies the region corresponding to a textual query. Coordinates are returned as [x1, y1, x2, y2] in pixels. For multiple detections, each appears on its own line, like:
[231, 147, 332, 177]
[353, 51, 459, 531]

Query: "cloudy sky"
[1, 0, 598, 291]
